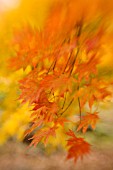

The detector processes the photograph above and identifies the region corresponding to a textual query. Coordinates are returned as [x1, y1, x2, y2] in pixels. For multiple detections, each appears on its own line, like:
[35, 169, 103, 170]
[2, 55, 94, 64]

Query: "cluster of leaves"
[9, 0, 113, 163]
[0, 0, 53, 145]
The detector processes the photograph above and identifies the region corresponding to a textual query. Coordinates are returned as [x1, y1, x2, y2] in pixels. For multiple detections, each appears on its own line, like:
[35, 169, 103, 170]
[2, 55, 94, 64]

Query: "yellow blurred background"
[0, 0, 52, 144]
[0, 1, 113, 169]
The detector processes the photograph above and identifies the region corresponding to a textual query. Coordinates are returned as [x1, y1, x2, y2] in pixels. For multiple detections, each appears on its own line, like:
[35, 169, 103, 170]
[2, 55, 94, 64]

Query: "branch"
[77, 85, 82, 123]
[59, 98, 74, 116]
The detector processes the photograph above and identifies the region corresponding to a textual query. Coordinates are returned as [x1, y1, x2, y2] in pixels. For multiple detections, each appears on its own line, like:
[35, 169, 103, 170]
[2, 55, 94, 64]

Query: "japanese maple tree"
[9, 0, 113, 163]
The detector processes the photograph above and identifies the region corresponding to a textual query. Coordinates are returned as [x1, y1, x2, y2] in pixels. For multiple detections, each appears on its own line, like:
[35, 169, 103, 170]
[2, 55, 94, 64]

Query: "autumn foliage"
[9, 0, 113, 163]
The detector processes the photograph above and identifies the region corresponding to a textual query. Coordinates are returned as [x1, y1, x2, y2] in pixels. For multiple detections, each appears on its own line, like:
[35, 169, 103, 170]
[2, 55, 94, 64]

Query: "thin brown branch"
[69, 47, 79, 76]
[59, 98, 74, 116]
[53, 58, 57, 71]
[61, 92, 67, 109]
[77, 85, 82, 123]
[47, 58, 56, 74]
[69, 23, 83, 76]
[63, 50, 73, 74]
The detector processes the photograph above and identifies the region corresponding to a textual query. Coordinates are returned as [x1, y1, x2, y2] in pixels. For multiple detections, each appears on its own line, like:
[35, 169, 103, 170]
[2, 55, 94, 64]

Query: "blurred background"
[0, 0, 113, 169]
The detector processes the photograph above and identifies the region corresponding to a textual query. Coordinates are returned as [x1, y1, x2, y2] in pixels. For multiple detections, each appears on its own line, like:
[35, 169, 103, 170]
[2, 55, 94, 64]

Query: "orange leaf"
[77, 112, 99, 133]
[66, 130, 90, 162]
[29, 126, 58, 147]
[54, 117, 71, 127]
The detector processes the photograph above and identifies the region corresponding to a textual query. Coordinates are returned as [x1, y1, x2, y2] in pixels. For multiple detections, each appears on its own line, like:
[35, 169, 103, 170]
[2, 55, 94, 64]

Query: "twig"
[60, 98, 74, 116]
[77, 85, 82, 123]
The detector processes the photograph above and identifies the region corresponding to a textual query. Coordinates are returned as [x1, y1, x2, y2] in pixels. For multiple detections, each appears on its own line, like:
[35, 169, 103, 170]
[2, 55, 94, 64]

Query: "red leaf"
[66, 130, 90, 162]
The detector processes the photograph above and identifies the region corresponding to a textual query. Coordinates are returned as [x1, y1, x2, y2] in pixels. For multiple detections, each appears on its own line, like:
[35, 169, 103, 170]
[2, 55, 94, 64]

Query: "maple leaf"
[29, 126, 58, 147]
[9, 25, 40, 70]
[19, 69, 47, 104]
[80, 79, 111, 109]
[75, 54, 99, 81]
[39, 73, 74, 95]
[66, 130, 90, 162]
[85, 28, 103, 54]
[31, 101, 58, 124]
[24, 91, 59, 137]
[54, 117, 71, 127]
[87, 79, 111, 108]
[77, 112, 99, 133]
